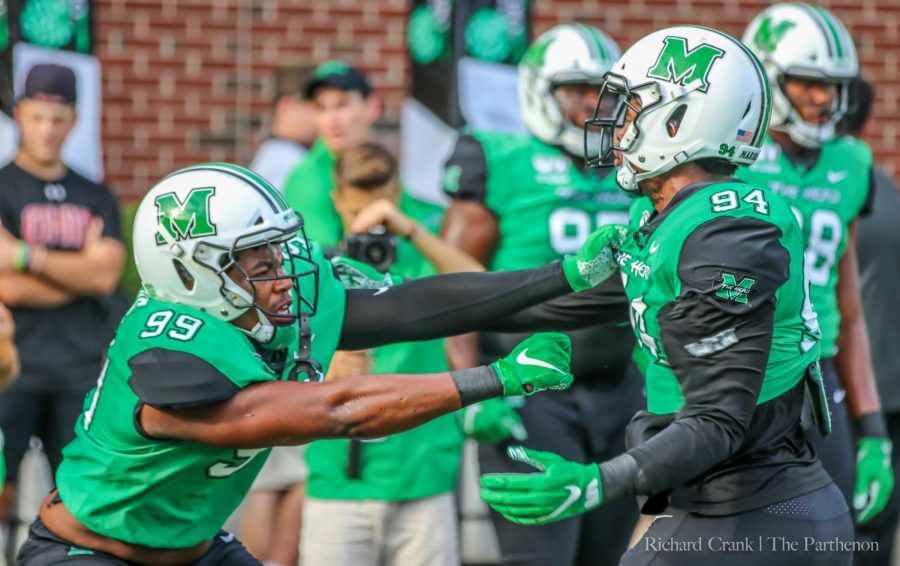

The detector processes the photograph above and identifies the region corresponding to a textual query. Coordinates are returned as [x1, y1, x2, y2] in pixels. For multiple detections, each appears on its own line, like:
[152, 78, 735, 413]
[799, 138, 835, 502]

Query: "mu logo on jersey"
[716, 272, 757, 304]
[155, 187, 217, 245]
[647, 36, 725, 92]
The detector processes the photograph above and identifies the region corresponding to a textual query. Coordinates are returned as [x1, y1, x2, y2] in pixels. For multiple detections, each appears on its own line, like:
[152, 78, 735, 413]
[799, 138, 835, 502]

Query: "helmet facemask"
[584, 72, 664, 194]
[213, 230, 318, 346]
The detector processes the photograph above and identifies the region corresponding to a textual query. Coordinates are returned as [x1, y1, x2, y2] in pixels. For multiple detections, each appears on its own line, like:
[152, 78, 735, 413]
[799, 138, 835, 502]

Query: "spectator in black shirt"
[0, 64, 124, 549]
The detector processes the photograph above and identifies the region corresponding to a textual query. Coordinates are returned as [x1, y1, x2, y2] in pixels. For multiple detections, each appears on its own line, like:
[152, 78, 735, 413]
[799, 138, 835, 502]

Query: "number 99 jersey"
[54, 241, 346, 549]
[736, 135, 873, 357]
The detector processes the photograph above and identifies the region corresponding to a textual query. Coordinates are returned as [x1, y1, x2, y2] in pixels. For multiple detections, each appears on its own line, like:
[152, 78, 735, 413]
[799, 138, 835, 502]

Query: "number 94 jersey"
[620, 182, 820, 416]
[736, 136, 873, 357]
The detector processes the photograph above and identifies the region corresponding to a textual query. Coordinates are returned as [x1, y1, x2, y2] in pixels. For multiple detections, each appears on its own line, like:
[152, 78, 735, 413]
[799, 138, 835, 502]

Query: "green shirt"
[305, 197, 465, 501]
[621, 182, 820, 415]
[55, 242, 345, 548]
[282, 139, 344, 248]
[443, 131, 632, 271]
[736, 135, 873, 356]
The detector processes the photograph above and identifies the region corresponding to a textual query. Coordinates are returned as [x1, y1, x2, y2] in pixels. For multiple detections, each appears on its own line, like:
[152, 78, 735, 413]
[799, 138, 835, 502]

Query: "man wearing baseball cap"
[282, 60, 381, 248]
[0, 63, 124, 547]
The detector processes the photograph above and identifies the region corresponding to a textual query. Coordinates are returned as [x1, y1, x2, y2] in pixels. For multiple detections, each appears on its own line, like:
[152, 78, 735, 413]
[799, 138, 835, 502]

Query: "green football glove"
[460, 398, 527, 444]
[854, 437, 894, 523]
[561, 224, 628, 292]
[491, 333, 573, 396]
[480, 446, 602, 525]
[330, 256, 399, 289]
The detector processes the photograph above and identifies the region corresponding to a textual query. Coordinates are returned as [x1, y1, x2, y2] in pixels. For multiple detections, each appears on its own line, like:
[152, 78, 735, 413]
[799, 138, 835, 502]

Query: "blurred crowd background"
[0, 1, 898, 565]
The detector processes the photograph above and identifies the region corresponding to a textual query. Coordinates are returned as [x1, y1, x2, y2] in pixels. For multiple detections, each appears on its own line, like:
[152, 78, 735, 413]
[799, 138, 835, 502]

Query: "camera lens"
[366, 243, 386, 263]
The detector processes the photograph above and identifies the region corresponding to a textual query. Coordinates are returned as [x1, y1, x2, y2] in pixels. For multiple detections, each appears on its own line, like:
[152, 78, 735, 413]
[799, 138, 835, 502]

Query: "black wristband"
[599, 452, 640, 502]
[856, 412, 888, 439]
[450, 365, 503, 407]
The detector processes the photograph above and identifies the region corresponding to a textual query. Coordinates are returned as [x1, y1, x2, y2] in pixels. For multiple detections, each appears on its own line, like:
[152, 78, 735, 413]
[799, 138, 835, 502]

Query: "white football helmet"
[132, 163, 317, 345]
[519, 23, 620, 156]
[585, 26, 771, 194]
[743, 3, 858, 148]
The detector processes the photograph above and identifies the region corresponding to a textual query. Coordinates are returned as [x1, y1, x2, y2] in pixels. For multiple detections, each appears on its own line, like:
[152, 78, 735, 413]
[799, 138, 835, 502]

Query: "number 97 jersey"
[442, 131, 633, 270]
[736, 136, 873, 357]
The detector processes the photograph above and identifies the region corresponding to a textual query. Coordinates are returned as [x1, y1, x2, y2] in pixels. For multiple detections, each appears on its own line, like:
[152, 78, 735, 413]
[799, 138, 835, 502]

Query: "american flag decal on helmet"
[735, 129, 754, 143]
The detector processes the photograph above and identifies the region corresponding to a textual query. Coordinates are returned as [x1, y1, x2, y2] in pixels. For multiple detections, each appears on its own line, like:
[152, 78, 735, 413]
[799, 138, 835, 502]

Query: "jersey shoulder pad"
[119, 296, 273, 389]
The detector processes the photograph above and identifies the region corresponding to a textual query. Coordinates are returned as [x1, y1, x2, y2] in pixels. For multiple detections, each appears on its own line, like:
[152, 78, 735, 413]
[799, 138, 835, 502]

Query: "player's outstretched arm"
[834, 222, 893, 523]
[140, 333, 572, 448]
[338, 225, 626, 350]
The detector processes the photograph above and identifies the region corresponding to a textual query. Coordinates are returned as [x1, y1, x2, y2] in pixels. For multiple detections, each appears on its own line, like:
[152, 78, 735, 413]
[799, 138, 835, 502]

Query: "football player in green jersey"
[479, 25, 855, 565]
[440, 24, 642, 565]
[15, 163, 624, 565]
[739, 3, 893, 525]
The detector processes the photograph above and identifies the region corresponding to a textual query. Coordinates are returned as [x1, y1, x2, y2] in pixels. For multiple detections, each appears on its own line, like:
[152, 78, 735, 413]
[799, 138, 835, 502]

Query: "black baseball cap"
[304, 60, 372, 99]
[22, 63, 77, 105]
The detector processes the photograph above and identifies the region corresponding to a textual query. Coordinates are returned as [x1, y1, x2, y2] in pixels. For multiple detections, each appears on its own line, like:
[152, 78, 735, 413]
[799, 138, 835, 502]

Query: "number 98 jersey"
[736, 136, 873, 357]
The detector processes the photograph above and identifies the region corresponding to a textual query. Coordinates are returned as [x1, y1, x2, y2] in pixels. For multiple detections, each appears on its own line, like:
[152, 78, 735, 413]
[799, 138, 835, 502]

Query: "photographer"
[299, 143, 518, 566]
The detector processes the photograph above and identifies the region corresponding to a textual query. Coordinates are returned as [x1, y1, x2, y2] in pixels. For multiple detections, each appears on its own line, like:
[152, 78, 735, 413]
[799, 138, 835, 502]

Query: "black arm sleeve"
[128, 348, 240, 409]
[599, 217, 790, 499]
[486, 276, 629, 332]
[338, 263, 571, 350]
[442, 134, 489, 205]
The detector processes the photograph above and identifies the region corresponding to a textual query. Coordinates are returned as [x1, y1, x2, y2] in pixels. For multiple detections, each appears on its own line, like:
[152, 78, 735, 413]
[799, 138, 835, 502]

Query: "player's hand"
[480, 446, 602, 524]
[331, 256, 398, 289]
[460, 398, 527, 443]
[325, 350, 372, 381]
[562, 224, 628, 292]
[350, 198, 417, 239]
[854, 437, 894, 523]
[491, 333, 572, 396]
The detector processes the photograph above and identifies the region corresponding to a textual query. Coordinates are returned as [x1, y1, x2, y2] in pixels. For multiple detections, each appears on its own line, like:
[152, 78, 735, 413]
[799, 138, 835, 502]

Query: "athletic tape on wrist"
[450, 365, 503, 407]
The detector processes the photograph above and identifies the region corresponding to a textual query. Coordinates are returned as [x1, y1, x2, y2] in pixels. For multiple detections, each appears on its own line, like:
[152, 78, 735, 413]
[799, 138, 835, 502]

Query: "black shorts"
[621, 482, 854, 566]
[16, 517, 262, 565]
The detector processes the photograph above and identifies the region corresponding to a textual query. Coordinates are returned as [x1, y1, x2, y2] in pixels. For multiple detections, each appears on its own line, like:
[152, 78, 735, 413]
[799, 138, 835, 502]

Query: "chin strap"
[289, 313, 323, 382]
[246, 308, 276, 344]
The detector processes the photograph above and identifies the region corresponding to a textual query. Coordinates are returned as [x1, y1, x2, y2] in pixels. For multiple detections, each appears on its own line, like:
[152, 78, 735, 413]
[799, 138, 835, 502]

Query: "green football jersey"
[306, 197, 464, 501]
[55, 241, 346, 548]
[620, 182, 820, 415]
[737, 136, 873, 356]
[443, 131, 632, 271]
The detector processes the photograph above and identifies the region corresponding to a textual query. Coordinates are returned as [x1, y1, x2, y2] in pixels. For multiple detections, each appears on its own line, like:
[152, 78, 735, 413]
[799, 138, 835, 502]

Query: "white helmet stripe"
[695, 25, 771, 148]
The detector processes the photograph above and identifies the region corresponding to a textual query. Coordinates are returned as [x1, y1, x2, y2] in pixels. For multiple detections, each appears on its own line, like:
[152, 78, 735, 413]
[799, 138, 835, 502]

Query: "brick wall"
[96, 0, 898, 199]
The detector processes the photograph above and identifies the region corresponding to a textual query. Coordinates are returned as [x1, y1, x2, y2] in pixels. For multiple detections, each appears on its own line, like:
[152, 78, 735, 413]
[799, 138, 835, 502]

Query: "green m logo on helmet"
[752, 16, 796, 53]
[715, 272, 758, 304]
[155, 187, 217, 245]
[647, 36, 725, 93]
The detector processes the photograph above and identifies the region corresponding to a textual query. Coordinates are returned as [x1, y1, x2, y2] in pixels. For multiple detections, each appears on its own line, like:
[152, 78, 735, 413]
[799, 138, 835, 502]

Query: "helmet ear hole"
[666, 104, 688, 138]
[172, 259, 195, 291]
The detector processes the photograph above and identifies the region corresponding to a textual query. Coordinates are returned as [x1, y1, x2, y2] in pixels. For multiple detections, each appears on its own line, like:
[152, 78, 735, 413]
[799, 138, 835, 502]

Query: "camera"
[344, 224, 397, 273]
